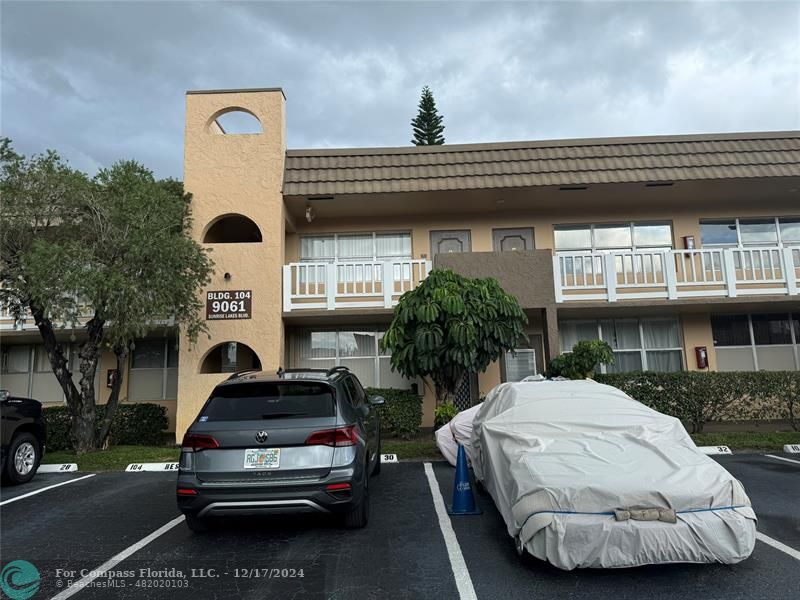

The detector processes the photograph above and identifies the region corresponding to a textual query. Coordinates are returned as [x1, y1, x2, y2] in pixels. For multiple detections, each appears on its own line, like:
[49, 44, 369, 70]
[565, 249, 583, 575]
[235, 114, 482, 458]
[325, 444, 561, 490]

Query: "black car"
[1, 390, 47, 485]
[177, 366, 384, 532]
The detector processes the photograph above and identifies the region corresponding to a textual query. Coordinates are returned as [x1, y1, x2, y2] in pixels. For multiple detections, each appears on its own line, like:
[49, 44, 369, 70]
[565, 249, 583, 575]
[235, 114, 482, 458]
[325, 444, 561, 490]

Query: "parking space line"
[423, 462, 478, 600]
[50, 515, 186, 600]
[765, 454, 800, 466]
[756, 532, 800, 561]
[0, 474, 96, 507]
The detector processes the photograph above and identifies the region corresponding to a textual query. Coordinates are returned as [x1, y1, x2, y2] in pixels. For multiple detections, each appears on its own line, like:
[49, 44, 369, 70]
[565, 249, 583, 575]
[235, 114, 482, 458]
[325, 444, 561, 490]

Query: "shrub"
[596, 371, 800, 433]
[366, 387, 423, 440]
[547, 340, 614, 379]
[44, 403, 169, 451]
[434, 402, 459, 429]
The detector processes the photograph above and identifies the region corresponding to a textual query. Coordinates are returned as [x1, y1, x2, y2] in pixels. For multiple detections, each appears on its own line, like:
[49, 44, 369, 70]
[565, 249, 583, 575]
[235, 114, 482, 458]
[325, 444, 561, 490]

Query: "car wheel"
[343, 473, 369, 529]
[3, 433, 41, 485]
[185, 514, 210, 533]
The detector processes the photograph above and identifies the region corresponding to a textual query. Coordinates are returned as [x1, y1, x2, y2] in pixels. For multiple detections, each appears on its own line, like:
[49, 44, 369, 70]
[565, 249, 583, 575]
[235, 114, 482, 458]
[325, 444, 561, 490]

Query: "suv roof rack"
[226, 369, 261, 381]
[326, 366, 350, 376]
[275, 366, 351, 380]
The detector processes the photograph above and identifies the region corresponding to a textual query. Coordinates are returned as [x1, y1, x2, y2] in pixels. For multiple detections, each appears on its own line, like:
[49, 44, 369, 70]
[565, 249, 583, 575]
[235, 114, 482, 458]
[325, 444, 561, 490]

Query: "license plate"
[243, 448, 281, 469]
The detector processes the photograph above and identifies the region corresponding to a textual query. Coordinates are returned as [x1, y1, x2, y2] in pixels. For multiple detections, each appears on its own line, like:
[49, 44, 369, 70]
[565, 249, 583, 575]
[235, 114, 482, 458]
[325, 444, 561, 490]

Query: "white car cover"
[470, 379, 756, 570]
[435, 403, 483, 466]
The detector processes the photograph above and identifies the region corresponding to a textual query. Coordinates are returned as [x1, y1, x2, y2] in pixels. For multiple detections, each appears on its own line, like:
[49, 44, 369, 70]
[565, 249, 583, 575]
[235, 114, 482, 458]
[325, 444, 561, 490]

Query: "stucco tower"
[176, 88, 287, 438]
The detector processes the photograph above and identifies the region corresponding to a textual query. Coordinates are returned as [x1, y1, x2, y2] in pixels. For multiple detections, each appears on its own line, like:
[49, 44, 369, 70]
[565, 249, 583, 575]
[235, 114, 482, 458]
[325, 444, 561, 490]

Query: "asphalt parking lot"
[1, 454, 798, 600]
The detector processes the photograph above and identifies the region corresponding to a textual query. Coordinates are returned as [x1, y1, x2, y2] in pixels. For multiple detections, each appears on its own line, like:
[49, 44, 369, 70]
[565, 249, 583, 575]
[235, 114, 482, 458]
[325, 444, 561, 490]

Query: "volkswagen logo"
[255, 430, 269, 444]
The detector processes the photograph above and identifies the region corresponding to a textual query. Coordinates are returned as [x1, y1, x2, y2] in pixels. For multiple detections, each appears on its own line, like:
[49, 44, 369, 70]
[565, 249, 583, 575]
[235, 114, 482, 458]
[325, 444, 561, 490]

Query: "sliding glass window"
[711, 313, 799, 371]
[559, 317, 684, 373]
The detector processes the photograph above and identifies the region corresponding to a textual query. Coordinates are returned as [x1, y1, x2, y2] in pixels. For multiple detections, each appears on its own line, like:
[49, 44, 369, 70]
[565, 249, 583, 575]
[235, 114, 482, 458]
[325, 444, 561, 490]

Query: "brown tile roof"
[282, 131, 800, 196]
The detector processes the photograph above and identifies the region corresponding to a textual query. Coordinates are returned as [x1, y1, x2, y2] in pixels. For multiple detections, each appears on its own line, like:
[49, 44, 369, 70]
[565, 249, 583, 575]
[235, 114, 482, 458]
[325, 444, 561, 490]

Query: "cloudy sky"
[2, 1, 799, 179]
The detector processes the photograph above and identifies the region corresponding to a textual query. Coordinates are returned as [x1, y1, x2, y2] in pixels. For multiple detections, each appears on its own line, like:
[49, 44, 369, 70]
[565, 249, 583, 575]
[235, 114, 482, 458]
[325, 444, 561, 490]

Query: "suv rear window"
[201, 382, 335, 421]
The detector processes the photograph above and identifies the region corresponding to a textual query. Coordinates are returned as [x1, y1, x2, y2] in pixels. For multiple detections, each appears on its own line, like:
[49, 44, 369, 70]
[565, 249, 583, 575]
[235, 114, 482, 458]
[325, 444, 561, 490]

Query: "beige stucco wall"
[176, 90, 287, 440]
[681, 313, 718, 371]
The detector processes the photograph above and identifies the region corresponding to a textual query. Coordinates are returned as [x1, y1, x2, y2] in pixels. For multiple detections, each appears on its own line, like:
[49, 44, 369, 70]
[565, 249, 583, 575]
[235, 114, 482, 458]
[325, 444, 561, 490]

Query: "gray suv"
[177, 367, 384, 532]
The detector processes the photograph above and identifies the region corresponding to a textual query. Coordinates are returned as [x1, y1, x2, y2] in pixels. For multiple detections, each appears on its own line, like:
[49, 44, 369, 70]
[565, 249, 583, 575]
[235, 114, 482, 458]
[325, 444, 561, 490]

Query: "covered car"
[435, 403, 483, 466]
[470, 379, 756, 570]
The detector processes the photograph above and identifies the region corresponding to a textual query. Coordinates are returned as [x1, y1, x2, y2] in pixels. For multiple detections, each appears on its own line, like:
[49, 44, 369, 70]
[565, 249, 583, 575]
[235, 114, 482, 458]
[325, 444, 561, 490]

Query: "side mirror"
[369, 395, 385, 407]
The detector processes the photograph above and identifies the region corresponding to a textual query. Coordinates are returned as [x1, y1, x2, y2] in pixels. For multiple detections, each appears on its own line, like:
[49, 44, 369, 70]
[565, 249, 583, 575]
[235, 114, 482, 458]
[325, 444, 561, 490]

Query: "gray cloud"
[2, 1, 798, 179]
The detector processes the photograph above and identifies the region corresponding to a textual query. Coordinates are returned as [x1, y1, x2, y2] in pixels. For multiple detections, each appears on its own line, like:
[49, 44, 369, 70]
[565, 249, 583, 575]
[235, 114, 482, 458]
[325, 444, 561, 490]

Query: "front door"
[430, 230, 471, 256]
[493, 227, 534, 252]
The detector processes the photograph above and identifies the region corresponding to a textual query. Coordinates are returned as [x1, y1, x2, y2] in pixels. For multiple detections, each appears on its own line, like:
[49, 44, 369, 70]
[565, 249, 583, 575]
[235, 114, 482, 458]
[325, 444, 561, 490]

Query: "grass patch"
[690, 431, 800, 452]
[43, 445, 180, 472]
[40, 431, 799, 471]
[383, 438, 441, 460]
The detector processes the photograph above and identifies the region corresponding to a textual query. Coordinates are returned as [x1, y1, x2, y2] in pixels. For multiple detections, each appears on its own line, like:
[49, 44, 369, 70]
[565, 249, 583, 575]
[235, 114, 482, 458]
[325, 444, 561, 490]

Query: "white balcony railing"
[554, 246, 800, 303]
[283, 259, 432, 312]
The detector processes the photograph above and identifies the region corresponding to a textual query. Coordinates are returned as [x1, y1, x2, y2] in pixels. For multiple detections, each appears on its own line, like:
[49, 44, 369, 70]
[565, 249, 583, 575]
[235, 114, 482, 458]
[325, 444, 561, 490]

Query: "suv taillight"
[181, 433, 220, 451]
[305, 426, 358, 447]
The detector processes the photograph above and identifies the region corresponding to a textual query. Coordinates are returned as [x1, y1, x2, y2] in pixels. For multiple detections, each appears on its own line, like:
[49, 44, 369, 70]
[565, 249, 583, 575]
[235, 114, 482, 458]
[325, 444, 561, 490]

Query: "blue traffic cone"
[447, 444, 482, 515]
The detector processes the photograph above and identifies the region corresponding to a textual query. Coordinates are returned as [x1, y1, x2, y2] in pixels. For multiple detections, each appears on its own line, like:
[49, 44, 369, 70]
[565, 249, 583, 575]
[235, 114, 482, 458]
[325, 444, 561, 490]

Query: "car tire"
[3, 432, 41, 485]
[343, 474, 369, 529]
[185, 514, 210, 533]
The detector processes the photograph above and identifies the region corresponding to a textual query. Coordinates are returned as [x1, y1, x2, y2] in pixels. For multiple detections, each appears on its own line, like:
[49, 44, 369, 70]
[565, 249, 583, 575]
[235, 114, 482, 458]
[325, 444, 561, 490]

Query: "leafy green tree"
[381, 269, 527, 404]
[411, 86, 446, 146]
[546, 340, 614, 380]
[0, 139, 213, 453]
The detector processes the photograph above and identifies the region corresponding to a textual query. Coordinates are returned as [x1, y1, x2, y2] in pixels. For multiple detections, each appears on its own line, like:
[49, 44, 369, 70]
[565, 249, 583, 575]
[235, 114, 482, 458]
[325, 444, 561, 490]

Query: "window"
[559, 318, 683, 373]
[343, 376, 366, 407]
[300, 232, 412, 262]
[202, 382, 335, 421]
[292, 328, 414, 389]
[129, 338, 179, 400]
[1, 345, 30, 374]
[712, 313, 800, 371]
[701, 217, 800, 247]
[504, 349, 537, 382]
[555, 222, 673, 278]
[554, 222, 672, 252]
[710, 314, 751, 347]
[300, 232, 412, 283]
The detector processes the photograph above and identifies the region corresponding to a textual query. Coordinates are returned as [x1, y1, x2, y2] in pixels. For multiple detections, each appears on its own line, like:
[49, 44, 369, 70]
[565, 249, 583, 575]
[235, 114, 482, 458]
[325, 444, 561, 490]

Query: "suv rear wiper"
[260, 412, 309, 419]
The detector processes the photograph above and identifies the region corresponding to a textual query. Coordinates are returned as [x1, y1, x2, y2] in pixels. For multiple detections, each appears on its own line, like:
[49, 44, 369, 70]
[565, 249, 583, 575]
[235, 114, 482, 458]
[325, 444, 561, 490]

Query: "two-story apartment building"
[2, 87, 799, 440]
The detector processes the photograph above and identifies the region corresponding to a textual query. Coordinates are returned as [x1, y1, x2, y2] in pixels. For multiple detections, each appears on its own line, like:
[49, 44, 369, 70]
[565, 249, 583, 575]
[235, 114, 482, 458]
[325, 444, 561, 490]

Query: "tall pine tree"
[411, 86, 445, 145]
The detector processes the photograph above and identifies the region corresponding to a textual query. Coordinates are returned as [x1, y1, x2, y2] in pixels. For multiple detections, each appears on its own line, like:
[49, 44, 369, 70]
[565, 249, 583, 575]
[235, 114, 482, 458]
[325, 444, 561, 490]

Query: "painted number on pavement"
[125, 462, 179, 472]
[698, 445, 732, 455]
[784, 444, 800, 454]
[381, 454, 398, 463]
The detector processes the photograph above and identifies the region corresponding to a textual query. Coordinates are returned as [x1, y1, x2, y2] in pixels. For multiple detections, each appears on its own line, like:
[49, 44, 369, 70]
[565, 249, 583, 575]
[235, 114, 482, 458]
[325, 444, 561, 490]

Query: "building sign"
[206, 290, 252, 320]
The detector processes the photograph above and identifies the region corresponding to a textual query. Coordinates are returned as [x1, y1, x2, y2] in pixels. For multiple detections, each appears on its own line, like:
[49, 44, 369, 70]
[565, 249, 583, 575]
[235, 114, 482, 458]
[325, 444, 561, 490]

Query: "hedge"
[596, 371, 799, 433]
[44, 403, 169, 451]
[366, 387, 423, 440]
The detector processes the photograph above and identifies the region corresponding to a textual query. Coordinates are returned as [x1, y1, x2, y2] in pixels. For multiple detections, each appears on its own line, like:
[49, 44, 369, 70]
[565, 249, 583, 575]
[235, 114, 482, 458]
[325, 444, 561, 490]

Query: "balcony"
[283, 259, 432, 312]
[554, 246, 800, 303]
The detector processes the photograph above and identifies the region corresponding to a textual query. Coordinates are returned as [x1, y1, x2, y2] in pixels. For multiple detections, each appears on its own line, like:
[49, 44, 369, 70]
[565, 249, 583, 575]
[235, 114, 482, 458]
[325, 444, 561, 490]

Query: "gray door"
[493, 228, 534, 252]
[430, 230, 471, 256]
